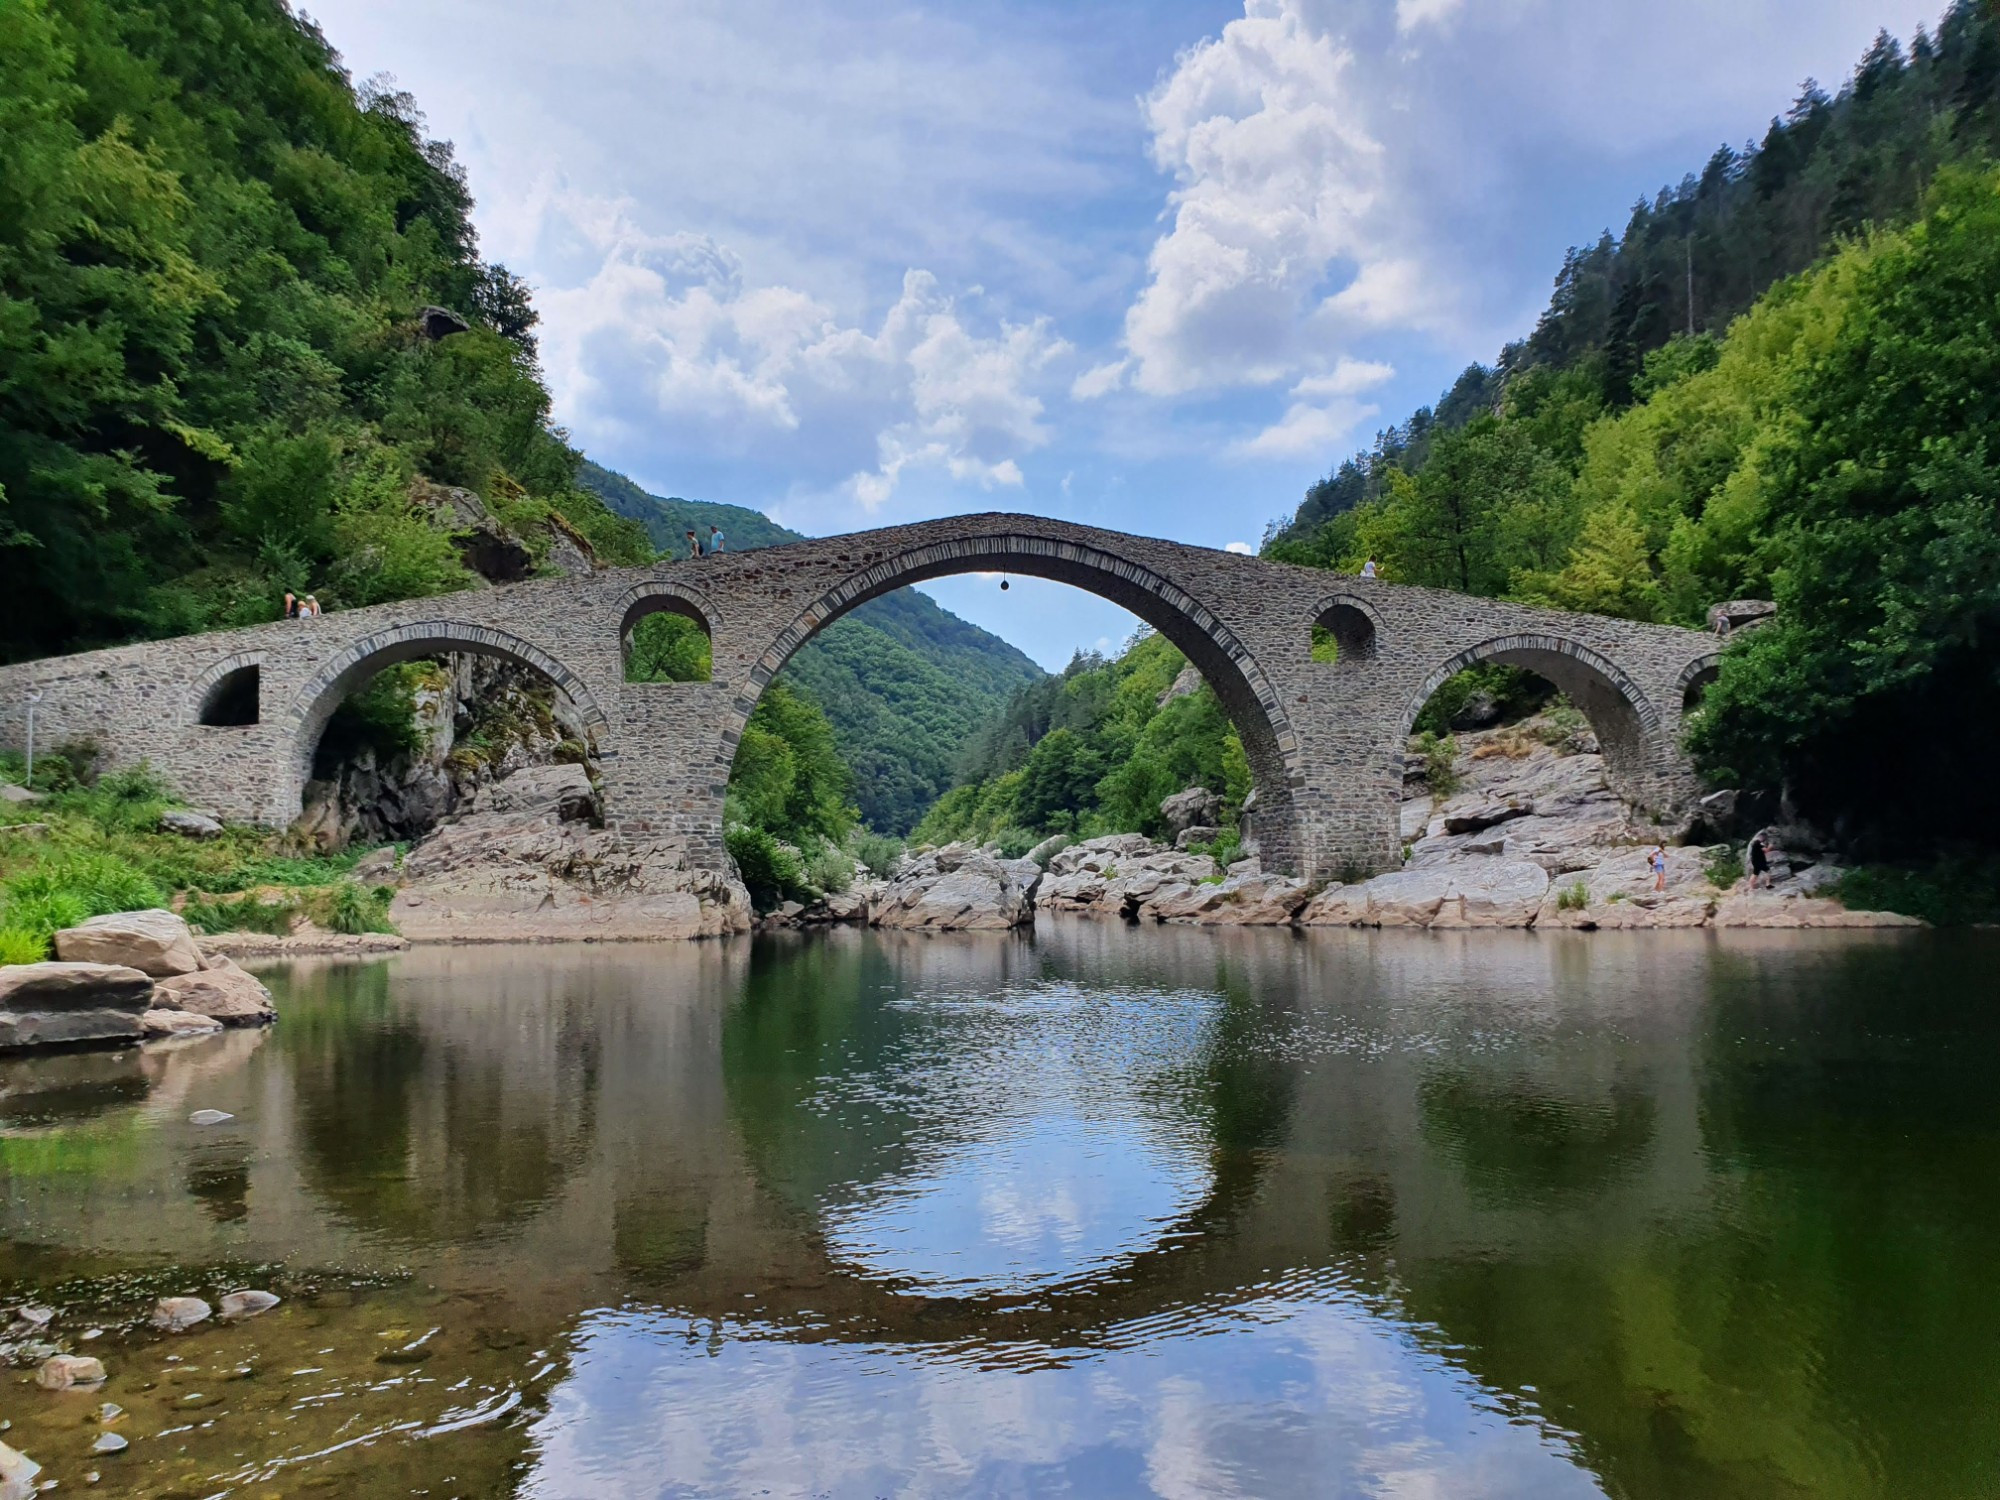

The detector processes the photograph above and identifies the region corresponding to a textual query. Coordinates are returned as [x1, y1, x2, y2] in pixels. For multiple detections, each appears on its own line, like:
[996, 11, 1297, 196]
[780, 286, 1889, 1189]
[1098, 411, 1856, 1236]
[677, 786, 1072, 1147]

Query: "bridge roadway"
[0, 513, 1721, 879]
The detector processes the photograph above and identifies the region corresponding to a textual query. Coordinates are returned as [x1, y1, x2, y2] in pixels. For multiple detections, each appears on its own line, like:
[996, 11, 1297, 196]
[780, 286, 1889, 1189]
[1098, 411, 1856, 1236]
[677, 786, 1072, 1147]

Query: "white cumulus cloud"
[1237, 357, 1395, 458]
[527, 191, 1069, 509]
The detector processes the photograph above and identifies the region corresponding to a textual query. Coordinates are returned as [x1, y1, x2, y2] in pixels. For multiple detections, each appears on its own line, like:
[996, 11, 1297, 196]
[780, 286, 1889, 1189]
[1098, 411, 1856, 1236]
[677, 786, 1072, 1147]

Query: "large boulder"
[152, 956, 275, 1027]
[1430, 859, 1551, 928]
[0, 963, 152, 1050]
[54, 909, 203, 977]
[1160, 787, 1222, 838]
[871, 845, 1040, 930]
[159, 809, 224, 840]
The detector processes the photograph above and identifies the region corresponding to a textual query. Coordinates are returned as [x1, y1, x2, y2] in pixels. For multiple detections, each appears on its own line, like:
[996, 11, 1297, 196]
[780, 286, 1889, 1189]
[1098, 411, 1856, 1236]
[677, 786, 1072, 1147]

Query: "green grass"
[1557, 882, 1591, 911]
[1703, 843, 1745, 888]
[182, 892, 300, 937]
[0, 927, 47, 964]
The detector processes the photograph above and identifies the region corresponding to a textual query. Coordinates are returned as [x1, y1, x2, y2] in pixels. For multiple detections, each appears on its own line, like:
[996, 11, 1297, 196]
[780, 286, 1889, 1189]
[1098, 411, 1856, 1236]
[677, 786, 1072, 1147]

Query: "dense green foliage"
[589, 463, 1043, 833]
[0, 0, 645, 661]
[1275, 4, 2000, 548]
[0, 749, 387, 958]
[916, 631, 1250, 852]
[1265, 11, 2000, 857]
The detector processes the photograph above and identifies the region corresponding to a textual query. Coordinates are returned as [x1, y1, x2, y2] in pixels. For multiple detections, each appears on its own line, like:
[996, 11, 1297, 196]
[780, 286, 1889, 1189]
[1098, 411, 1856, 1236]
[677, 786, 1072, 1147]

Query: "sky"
[308, 0, 1941, 668]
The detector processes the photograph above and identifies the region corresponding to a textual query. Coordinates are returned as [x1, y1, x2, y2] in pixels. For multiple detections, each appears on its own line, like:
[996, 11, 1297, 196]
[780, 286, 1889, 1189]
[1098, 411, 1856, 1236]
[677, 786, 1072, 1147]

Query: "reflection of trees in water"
[285, 961, 602, 1243]
[1417, 1067, 1657, 1204]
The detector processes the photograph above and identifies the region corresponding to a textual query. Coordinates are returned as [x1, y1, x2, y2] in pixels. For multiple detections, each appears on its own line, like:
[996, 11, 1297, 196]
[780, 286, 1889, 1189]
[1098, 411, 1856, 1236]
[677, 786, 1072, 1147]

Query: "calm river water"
[3, 922, 1998, 1498]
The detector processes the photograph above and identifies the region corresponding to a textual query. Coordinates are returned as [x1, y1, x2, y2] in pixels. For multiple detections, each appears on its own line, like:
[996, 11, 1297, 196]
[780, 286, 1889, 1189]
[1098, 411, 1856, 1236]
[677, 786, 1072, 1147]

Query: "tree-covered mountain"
[1273, 3, 2000, 548]
[580, 461, 1044, 833]
[1255, 4, 2000, 864]
[0, 0, 652, 663]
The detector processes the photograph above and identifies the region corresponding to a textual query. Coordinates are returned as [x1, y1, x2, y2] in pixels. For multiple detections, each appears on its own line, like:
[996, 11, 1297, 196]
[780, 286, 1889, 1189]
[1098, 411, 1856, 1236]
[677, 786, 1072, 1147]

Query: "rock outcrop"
[1159, 786, 1221, 839]
[388, 763, 752, 941]
[0, 963, 153, 1050]
[153, 955, 276, 1026]
[54, 909, 204, 977]
[870, 845, 1040, 930]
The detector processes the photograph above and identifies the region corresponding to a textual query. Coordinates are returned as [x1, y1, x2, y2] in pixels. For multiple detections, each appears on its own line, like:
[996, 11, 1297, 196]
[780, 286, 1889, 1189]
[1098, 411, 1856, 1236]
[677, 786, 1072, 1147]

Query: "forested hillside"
[1275, 3, 2000, 545]
[0, 0, 652, 662]
[582, 462, 1043, 833]
[926, 8, 2000, 880]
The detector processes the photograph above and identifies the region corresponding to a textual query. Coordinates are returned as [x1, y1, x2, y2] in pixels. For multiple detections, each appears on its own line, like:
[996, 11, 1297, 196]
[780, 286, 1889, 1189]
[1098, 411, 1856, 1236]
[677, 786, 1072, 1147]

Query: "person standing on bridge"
[709, 525, 726, 554]
[283, 591, 297, 620]
[685, 528, 703, 559]
[1360, 557, 1378, 579]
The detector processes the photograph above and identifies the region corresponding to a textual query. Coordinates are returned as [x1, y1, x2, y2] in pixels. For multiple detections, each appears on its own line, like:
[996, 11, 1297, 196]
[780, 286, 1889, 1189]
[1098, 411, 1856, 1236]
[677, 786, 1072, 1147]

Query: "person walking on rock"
[1748, 833, 1771, 890]
[1649, 845, 1668, 892]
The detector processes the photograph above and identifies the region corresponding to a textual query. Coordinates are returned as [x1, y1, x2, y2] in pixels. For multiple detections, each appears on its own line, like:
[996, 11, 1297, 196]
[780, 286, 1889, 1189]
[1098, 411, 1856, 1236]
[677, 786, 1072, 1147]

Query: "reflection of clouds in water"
[815, 982, 1219, 1295]
[524, 1292, 1601, 1499]
[823, 1118, 1212, 1295]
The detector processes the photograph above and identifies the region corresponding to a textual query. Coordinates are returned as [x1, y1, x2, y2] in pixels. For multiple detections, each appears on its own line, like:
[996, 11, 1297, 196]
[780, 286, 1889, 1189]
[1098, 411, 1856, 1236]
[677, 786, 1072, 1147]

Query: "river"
[2, 922, 1997, 1498]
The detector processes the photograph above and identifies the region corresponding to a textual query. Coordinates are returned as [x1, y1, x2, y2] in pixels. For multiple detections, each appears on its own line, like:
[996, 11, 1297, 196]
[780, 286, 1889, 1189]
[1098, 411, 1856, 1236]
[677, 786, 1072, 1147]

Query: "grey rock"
[1159, 786, 1222, 837]
[150, 1296, 212, 1333]
[1026, 834, 1070, 868]
[870, 844, 1040, 930]
[142, 1008, 224, 1038]
[153, 956, 274, 1027]
[188, 1109, 234, 1126]
[89, 1432, 127, 1455]
[35, 1354, 106, 1390]
[0, 784, 44, 805]
[1155, 663, 1203, 707]
[1706, 599, 1777, 636]
[0, 963, 152, 1050]
[54, 910, 203, 977]
[218, 1290, 280, 1321]
[158, 809, 223, 840]
[0, 1438, 41, 1500]
[418, 305, 471, 340]
[1173, 825, 1220, 850]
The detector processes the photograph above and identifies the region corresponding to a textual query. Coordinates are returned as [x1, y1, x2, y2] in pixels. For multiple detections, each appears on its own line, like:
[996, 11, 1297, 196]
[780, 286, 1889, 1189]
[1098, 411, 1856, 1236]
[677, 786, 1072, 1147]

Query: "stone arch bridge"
[0, 514, 1722, 879]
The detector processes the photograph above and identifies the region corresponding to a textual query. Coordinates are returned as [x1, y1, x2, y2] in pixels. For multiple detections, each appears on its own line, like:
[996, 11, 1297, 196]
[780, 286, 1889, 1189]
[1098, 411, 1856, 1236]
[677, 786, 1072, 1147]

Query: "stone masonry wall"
[0, 513, 1722, 880]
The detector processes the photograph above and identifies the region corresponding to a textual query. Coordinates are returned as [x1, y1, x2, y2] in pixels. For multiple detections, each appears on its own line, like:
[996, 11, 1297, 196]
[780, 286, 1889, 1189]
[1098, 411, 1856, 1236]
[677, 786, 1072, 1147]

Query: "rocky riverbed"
[847, 712, 1920, 934]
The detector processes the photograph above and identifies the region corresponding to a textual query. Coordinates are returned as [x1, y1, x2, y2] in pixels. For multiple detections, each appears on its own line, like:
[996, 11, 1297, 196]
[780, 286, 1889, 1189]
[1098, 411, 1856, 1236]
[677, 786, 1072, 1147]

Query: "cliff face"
[297, 654, 595, 853]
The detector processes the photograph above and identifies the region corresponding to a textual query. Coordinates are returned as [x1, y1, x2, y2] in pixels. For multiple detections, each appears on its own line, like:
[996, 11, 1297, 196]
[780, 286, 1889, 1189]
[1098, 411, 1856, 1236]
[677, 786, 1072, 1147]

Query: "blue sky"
[310, 0, 1940, 668]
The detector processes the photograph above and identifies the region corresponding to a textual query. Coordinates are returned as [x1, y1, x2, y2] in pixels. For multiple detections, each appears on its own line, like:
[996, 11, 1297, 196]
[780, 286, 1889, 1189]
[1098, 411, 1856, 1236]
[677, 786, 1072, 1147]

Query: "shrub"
[726, 824, 806, 912]
[804, 841, 855, 895]
[850, 831, 905, 880]
[182, 893, 299, 936]
[1187, 829, 1244, 869]
[1556, 882, 1590, 911]
[0, 928, 49, 965]
[2, 853, 167, 941]
[1703, 844, 1745, 888]
[1418, 732, 1461, 798]
[322, 883, 397, 935]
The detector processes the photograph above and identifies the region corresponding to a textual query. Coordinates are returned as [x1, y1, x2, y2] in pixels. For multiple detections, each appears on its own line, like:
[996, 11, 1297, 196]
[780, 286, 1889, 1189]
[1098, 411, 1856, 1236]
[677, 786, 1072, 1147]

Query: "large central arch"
[719, 531, 1307, 867]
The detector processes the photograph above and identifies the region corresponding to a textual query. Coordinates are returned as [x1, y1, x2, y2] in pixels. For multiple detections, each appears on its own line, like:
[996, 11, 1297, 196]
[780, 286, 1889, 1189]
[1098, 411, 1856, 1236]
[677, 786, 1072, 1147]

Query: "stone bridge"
[0, 514, 1722, 879]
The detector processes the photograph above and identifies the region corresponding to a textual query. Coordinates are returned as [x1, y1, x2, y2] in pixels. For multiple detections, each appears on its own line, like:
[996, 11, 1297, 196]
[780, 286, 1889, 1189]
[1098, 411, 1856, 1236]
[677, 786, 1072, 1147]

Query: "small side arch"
[1404, 632, 1663, 800]
[1675, 652, 1723, 715]
[276, 621, 609, 810]
[187, 651, 265, 727]
[616, 579, 717, 684]
[1309, 591, 1385, 664]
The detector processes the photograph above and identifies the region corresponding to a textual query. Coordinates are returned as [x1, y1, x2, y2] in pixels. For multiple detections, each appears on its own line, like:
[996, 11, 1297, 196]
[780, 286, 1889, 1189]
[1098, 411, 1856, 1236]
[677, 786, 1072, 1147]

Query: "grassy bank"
[0, 750, 395, 963]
